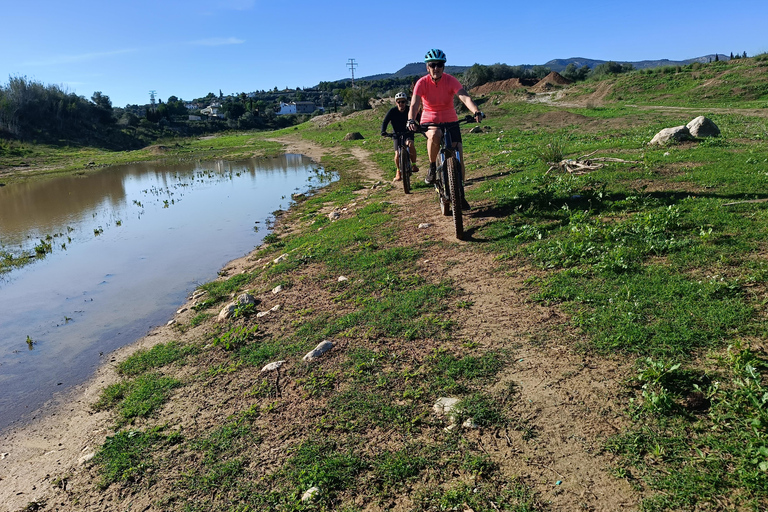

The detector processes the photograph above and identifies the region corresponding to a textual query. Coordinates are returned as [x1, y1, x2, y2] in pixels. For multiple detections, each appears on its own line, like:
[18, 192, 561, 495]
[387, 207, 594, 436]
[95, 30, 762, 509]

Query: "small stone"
[302, 486, 321, 502]
[418, 223, 432, 229]
[270, 304, 281, 312]
[462, 418, 478, 429]
[237, 293, 257, 306]
[166, 320, 176, 326]
[176, 307, 188, 314]
[261, 360, 286, 372]
[217, 303, 237, 322]
[328, 211, 341, 221]
[303, 340, 334, 361]
[78, 452, 95, 465]
[0, 452, 8, 460]
[273, 254, 288, 264]
[337, 276, 348, 282]
[256, 311, 269, 318]
[434, 397, 462, 424]
[272, 285, 283, 294]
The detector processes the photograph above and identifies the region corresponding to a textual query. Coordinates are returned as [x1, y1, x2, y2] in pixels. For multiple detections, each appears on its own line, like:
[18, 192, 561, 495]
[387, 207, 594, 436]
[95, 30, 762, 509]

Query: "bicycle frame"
[418, 116, 477, 239]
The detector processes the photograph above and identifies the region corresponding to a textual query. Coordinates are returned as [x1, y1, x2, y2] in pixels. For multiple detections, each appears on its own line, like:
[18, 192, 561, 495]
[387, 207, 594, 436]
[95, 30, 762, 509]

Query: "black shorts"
[393, 134, 414, 151]
[446, 124, 463, 146]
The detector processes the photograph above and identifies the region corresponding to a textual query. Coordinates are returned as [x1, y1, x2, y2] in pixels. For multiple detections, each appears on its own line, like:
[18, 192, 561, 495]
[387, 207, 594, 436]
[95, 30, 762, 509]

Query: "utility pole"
[347, 59, 357, 88]
[149, 90, 157, 111]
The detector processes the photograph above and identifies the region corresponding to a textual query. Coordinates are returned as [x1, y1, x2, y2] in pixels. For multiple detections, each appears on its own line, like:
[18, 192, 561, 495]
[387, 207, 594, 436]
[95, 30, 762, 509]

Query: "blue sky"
[3, 0, 767, 108]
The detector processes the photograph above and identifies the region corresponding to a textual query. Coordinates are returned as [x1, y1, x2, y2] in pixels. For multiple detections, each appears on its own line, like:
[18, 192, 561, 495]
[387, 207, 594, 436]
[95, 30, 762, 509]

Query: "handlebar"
[412, 114, 485, 132]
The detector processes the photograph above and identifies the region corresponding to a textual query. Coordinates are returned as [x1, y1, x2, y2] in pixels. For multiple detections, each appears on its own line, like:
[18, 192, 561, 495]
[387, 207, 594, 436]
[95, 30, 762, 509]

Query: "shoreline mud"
[0, 136, 331, 512]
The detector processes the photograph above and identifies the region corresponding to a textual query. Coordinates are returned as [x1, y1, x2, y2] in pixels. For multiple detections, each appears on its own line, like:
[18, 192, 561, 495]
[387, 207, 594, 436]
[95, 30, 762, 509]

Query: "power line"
[347, 59, 357, 87]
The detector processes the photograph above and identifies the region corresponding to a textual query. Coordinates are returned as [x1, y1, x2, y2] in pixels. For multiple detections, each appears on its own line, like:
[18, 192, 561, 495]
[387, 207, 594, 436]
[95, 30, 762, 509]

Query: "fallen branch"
[722, 198, 768, 206]
[545, 153, 640, 175]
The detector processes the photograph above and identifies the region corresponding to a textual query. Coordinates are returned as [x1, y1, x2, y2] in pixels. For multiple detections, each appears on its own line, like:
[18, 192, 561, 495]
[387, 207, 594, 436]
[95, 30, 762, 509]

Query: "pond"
[0, 154, 332, 432]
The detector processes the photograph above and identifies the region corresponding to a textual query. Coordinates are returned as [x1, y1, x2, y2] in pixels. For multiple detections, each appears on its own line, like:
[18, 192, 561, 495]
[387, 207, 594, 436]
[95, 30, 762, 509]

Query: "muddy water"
[0, 155, 331, 432]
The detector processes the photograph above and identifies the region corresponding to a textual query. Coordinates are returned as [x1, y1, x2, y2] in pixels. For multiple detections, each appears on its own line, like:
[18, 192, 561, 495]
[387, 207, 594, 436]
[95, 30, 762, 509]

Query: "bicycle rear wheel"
[446, 156, 464, 240]
[399, 148, 411, 194]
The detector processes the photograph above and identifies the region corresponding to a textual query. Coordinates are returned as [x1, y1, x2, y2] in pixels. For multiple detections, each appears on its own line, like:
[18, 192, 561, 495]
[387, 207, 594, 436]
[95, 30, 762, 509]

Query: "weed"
[212, 324, 258, 351]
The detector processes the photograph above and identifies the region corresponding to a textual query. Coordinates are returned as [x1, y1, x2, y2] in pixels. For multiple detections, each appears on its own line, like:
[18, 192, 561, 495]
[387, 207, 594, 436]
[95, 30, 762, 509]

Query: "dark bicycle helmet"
[424, 49, 447, 63]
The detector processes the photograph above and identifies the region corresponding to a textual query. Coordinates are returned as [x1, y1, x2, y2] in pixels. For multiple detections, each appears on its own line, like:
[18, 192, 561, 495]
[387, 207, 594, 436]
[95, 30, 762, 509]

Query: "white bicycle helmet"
[395, 92, 407, 101]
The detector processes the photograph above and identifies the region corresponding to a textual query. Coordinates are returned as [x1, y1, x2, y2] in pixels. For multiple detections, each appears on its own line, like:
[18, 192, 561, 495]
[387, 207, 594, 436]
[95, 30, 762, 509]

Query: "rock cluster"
[649, 116, 720, 145]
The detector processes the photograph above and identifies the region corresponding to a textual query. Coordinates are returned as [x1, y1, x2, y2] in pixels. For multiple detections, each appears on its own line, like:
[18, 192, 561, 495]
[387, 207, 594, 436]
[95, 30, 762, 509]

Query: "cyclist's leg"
[425, 127, 441, 184]
[450, 128, 471, 210]
[406, 137, 418, 171]
[393, 139, 402, 181]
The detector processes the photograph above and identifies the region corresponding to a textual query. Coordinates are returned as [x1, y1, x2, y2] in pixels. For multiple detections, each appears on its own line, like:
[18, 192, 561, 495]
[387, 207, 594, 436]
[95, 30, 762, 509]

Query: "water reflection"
[0, 154, 332, 432]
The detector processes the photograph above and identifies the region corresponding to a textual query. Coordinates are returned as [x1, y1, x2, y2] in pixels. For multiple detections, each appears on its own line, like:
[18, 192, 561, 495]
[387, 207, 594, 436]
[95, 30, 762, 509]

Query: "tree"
[91, 91, 112, 111]
[222, 101, 246, 120]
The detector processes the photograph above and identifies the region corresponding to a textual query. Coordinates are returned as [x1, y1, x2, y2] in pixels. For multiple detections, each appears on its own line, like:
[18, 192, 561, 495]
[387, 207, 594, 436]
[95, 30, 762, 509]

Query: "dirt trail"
[0, 136, 638, 511]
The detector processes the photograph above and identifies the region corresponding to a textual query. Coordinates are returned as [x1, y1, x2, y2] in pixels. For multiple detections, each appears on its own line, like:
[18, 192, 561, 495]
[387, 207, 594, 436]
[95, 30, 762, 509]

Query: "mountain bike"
[382, 131, 416, 194]
[417, 115, 481, 240]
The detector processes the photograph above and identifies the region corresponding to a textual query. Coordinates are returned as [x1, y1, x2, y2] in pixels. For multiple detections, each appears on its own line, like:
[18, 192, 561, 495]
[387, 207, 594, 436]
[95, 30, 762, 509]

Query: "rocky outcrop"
[650, 116, 720, 145]
[686, 116, 720, 137]
[650, 125, 693, 145]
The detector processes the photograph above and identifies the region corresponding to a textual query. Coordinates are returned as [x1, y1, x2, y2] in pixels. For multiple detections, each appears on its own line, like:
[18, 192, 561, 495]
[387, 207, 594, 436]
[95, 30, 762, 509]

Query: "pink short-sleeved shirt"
[413, 73, 463, 124]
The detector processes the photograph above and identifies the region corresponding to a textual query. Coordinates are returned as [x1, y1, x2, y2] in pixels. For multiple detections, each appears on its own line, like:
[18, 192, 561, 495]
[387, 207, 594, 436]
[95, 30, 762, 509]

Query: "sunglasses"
[396, 100, 406, 104]
[428, 62, 444, 69]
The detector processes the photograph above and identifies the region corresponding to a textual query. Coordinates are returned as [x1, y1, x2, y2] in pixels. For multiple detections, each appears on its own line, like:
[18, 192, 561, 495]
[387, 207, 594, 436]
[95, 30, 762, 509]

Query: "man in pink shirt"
[408, 48, 484, 209]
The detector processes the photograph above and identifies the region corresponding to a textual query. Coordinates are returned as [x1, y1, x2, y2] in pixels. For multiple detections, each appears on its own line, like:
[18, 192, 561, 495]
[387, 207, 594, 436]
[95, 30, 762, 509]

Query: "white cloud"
[189, 37, 245, 46]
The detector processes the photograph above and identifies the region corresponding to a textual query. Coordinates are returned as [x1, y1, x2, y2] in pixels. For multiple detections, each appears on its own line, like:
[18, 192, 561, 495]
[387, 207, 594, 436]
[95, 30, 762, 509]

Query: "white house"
[277, 101, 320, 115]
[201, 102, 225, 118]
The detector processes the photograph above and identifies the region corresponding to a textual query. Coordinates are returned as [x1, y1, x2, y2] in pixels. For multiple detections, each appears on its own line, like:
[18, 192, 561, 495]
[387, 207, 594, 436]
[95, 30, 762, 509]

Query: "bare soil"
[0, 134, 641, 512]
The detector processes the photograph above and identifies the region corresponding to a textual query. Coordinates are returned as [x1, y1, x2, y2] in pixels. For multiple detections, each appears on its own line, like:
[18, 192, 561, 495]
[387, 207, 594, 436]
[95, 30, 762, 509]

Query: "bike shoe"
[411, 164, 419, 174]
[425, 164, 436, 184]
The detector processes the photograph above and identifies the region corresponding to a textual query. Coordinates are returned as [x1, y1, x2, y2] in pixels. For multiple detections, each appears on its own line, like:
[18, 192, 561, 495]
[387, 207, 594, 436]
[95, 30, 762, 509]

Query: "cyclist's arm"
[456, 88, 482, 119]
[381, 110, 393, 135]
[407, 95, 422, 130]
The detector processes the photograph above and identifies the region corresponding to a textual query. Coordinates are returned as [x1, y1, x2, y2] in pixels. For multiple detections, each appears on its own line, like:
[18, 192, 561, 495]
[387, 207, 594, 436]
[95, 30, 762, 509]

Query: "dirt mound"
[472, 78, 525, 95]
[530, 72, 572, 93]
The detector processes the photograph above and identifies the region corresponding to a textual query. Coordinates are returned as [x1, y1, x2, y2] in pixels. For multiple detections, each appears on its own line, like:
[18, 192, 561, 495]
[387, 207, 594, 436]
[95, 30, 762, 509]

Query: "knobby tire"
[446, 156, 464, 240]
[399, 148, 411, 194]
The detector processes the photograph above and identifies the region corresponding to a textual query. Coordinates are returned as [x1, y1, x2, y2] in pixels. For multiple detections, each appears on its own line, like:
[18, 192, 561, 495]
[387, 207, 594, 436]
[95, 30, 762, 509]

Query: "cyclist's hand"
[407, 119, 419, 131]
[474, 111, 485, 123]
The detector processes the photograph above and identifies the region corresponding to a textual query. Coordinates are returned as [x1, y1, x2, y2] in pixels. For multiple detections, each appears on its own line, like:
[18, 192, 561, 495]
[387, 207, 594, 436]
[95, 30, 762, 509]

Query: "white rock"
[256, 311, 269, 318]
[433, 397, 461, 416]
[686, 116, 720, 138]
[302, 486, 321, 502]
[217, 303, 237, 322]
[78, 452, 95, 465]
[0, 452, 8, 460]
[462, 418, 479, 429]
[273, 254, 288, 264]
[649, 125, 692, 145]
[177, 307, 188, 314]
[337, 276, 348, 282]
[272, 285, 283, 294]
[261, 360, 286, 372]
[166, 320, 176, 326]
[418, 223, 432, 229]
[303, 340, 334, 361]
[328, 210, 341, 221]
[237, 293, 257, 306]
[270, 304, 281, 312]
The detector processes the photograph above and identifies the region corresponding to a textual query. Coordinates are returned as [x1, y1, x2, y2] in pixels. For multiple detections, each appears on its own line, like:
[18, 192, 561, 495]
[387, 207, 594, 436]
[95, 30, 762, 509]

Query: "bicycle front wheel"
[399, 148, 411, 194]
[446, 156, 464, 240]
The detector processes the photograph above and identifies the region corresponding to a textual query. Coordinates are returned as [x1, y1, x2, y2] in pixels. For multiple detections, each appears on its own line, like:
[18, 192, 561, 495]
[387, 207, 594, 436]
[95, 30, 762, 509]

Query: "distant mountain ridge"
[348, 54, 729, 82]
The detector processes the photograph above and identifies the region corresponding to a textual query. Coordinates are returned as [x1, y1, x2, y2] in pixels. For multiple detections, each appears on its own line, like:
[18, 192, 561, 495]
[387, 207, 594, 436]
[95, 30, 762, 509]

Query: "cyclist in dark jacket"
[381, 92, 419, 181]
